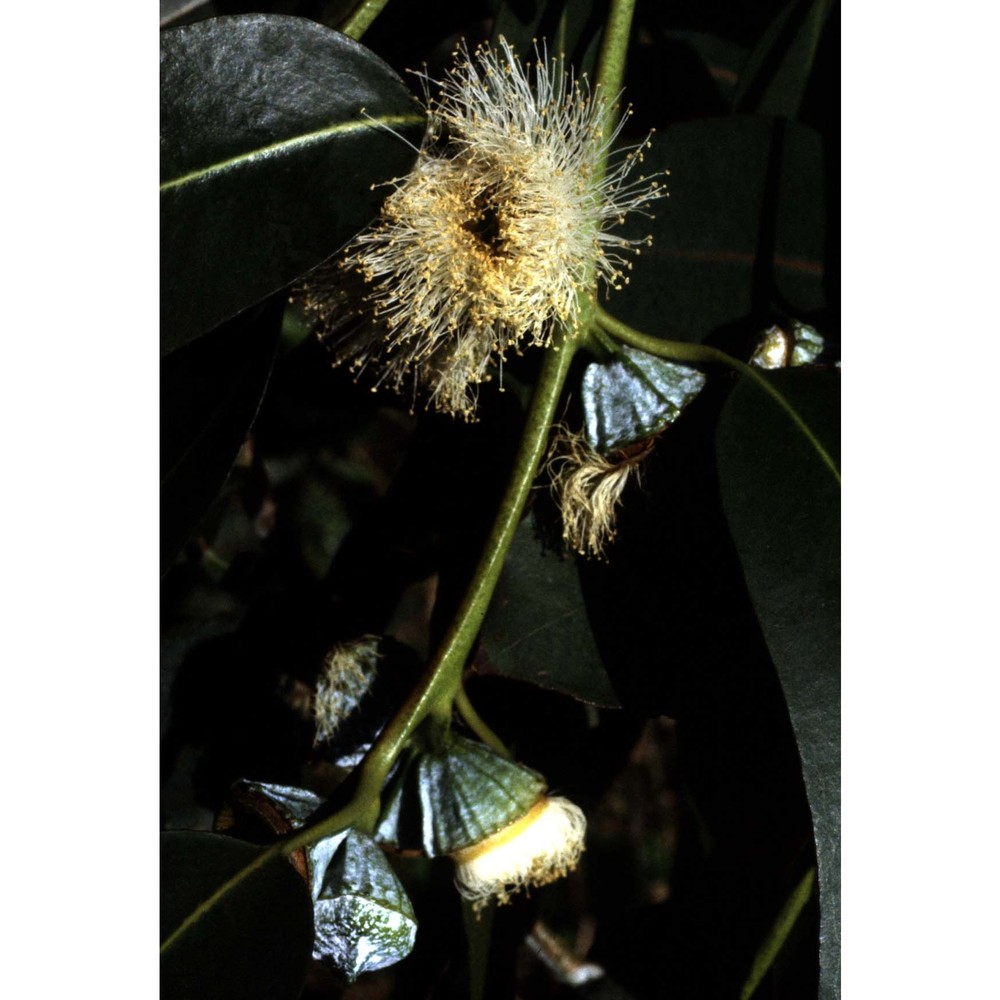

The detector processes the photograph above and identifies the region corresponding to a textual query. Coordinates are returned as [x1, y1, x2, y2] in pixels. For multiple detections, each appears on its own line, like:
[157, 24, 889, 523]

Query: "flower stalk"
[595, 0, 638, 124]
[338, 0, 392, 40]
[594, 305, 842, 484]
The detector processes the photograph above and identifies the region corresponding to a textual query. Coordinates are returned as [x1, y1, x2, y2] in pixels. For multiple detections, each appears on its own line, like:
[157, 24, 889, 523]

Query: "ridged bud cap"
[376, 735, 547, 857]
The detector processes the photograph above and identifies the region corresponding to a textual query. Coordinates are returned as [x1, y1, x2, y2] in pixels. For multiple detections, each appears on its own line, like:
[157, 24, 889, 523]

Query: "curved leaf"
[732, 0, 833, 118]
[658, 30, 748, 105]
[611, 115, 826, 345]
[491, 0, 599, 68]
[161, 831, 314, 1000]
[160, 299, 280, 573]
[160, 14, 426, 354]
[716, 367, 840, 999]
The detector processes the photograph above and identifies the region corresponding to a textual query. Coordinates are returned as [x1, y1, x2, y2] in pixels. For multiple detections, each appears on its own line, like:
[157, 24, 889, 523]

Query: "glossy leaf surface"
[161, 14, 425, 353]
[475, 514, 620, 707]
[161, 831, 314, 1000]
[716, 368, 840, 999]
[611, 115, 825, 345]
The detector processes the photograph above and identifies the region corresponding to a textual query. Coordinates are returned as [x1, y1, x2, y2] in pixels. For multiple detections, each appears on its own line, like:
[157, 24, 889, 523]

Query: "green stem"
[594, 0, 638, 108]
[594, 306, 841, 484]
[160, 796, 368, 956]
[739, 867, 817, 1000]
[338, 0, 392, 40]
[455, 686, 513, 760]
[161, 339, 577, 957]
[414, 341, 578, 707]
[164, 0, 633, 952]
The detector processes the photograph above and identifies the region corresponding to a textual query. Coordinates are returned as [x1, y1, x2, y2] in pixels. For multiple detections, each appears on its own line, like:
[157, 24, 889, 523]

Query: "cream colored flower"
[302, 37, 663, 419]
[452, 795, 586, 907]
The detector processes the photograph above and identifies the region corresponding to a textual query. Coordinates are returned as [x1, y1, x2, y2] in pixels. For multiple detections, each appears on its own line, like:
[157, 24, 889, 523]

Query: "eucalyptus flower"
[374, 734, 586, 908]
[302, 37, 664, 419]
[452, 794, 587, 908]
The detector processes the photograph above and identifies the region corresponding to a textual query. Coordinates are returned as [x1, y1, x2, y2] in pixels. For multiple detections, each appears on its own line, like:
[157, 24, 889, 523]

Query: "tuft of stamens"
[546, 424, 653, 558]
[452, 795, 587, 908]
[313, 637, 380, 745]
[299, 37, 664, 420]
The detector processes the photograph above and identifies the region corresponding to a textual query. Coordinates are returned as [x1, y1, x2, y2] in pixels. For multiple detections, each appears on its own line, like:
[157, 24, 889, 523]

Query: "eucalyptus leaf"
[161, 831, 314, 1000]
[161, 14, 426, 354]
[716, 368, 840, 999]
[582, 346, 705, 453]
[611, 116, 825, 345]
[491, 0, 599, 72]
[659, 30, 748, 104]
[160, 299, 280, 574]
[462, 898, 495, 1000]
[475, 514, 620, 707]
[732, 0, 833, 118]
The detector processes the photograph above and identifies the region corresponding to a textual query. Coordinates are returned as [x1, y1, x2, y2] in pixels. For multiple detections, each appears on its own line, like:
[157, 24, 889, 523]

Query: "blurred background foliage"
[161, 1, 840, 997]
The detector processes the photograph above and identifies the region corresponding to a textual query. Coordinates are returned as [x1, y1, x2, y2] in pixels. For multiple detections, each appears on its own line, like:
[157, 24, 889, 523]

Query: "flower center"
[461, 185, 507, 257]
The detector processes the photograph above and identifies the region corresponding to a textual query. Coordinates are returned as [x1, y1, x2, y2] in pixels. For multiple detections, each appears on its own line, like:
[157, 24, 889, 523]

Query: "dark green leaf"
[491, 0, 599, 69]
[491, 0, 546, 53]
[582, 346, 705, 453]
[716, 368, 840, 1000]
[161, 831, 314, 1000]
[659, 30, 748, 104]
[610, 116, 826, 344]
[462, 898, 494, 1000]
[475, 515, 619, 707]
[160, 300, 280, 574]
[160, 14, 425, 354]
[732, 0, 833, 118]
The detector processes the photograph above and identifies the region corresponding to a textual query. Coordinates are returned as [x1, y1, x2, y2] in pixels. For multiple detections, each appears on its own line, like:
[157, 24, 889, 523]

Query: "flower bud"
[218, 781, 416, 979]
[313, 828, 417, 980]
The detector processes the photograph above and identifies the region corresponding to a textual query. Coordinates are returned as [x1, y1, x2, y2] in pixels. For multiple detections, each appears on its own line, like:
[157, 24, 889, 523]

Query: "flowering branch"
[161, 341, 577, 959]
[163, 0, 645, 959]
[595, 305, 841, 484]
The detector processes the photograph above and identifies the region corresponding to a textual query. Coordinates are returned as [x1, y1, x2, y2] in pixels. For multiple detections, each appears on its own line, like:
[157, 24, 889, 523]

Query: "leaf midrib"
[160, 112, 425, 192]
